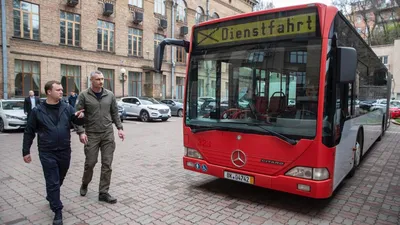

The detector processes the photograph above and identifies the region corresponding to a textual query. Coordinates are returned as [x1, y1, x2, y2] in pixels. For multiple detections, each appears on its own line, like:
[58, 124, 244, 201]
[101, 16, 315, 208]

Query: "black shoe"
[99, 193, 117, 204]
[53, 210, 62, 225]
[80, 184, 88, 196]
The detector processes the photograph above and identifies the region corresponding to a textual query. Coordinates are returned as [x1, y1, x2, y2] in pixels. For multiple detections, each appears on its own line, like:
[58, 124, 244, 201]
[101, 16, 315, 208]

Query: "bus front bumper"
[183, 157, 333, 199]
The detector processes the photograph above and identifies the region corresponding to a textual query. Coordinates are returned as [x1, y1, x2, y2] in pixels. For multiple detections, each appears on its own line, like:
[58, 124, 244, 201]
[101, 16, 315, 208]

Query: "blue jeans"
[39, 150, 71, 212]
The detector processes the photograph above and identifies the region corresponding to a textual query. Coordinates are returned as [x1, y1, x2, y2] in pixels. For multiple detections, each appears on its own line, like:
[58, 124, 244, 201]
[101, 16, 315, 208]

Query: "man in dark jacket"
[68, 90, 78, 107]
[24, 90, 40, 119]
[22, 80, 84, 225]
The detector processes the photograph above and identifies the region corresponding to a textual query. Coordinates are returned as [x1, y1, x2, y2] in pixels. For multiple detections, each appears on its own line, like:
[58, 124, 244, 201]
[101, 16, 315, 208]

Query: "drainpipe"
[171, 0, 176, 99]
[206, 0, 209, 21]
[1, 0, 8, 99]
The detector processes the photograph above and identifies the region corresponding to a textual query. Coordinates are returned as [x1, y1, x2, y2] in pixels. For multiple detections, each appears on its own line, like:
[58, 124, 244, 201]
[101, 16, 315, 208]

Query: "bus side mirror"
[337, 47, 357, 83]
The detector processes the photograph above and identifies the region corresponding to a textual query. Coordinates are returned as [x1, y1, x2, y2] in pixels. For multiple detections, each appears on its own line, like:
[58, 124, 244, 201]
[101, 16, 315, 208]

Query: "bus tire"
[348, 129, 363, 178]
[377, 116, 385, 141]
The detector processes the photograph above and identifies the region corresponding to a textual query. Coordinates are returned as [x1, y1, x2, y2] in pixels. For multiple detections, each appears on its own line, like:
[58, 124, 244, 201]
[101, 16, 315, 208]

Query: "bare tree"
[253, 0, 274, 11]
[333, 0, 400, 45]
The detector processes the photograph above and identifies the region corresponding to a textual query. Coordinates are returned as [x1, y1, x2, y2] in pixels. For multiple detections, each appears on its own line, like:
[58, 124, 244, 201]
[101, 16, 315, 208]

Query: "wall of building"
[0, 0, 255, 99]
[371, 39, 400, 99]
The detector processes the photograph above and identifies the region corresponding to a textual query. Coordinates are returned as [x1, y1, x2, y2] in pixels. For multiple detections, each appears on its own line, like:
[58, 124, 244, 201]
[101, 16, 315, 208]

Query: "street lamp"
[120, 68, 126, 97]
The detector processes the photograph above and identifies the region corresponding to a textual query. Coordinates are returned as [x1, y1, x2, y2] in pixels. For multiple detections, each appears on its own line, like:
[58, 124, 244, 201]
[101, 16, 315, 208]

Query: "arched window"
[195, 6, 205, 24]
[176, 0, 187, 22]
[212, 12, 220, 19]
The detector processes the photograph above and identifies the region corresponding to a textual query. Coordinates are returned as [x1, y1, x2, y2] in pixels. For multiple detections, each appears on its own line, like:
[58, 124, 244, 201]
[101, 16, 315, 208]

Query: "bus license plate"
[224, 171, 254, 184]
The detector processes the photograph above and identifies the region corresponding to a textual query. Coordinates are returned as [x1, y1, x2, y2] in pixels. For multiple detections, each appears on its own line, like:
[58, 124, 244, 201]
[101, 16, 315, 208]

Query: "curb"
[391, 119, 400, 125]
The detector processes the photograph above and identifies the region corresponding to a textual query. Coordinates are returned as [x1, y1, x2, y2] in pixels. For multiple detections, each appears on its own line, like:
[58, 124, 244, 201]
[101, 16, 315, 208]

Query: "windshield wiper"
[245, 123, 297, 145]
[189, 125, 235, 133]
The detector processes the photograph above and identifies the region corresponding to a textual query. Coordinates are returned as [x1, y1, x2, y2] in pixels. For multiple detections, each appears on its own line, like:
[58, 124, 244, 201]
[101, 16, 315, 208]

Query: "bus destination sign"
[195, 12, 317, 47]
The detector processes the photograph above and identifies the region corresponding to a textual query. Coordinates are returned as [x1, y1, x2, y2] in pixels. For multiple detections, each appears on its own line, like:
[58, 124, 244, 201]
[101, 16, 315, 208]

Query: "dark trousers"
[82, 128, 115, 194]
[39, 150, 71, 212]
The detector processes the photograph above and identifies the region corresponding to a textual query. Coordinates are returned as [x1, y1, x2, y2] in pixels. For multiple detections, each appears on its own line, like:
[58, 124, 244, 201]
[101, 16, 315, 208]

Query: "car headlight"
[147, 107, 158, 111]
[285, 167, 329, 181]
[6, 114, 23, 120]
[184, 147, 203, 159]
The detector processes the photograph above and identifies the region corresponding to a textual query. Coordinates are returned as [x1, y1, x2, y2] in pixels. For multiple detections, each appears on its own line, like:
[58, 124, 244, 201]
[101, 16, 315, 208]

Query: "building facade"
[0, 0, 256, 99]
[350, 0, 399, 45]
[372, 39, 400, 99]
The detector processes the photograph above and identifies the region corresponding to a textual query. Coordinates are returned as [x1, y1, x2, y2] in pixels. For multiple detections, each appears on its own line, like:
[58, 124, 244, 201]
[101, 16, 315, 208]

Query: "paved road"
[0, 118, 399, 225]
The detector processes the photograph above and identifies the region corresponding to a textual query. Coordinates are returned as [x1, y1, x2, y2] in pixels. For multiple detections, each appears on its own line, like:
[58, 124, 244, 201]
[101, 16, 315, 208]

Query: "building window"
[60, 11, 80, 46]
[176, 0, 187, 22]
[97, 20, 114, 52]
[212, 12, 220, 20]
[176, 47, 186, 63]
[61, 65, 81, 96]
[14, 60, 40, 96]
[128, 72, 142, 96]
[289, 51, 307, 64]
[211, 80, 216, 97]
[195, 6, 205, 24]
[379, 56, 388, 65]
[154, 33, 165, 58]
[198, 79, 204, 96]
[13, 0, 40, 40]
[225, 81, 229, 98]
[154, 0, 165, 15]
[98, 68, 114, 92]
[129, 0, 142, 8]
[176, 77, 185, 99]
[162, 75, 166, 99]
[128, 28, 143, 56]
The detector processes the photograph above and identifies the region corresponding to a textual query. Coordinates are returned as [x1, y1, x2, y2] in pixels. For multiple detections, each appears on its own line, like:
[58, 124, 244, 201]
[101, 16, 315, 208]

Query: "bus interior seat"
[255, 97, 268, 114]
[268, 95, 287, 116]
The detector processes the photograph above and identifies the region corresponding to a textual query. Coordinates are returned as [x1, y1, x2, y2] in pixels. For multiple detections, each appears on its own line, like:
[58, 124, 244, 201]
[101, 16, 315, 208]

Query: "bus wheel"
[348, 131, 363, 178]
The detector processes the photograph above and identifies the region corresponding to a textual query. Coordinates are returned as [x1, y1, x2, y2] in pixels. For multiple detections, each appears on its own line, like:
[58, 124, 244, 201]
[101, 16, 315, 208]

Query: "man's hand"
[75, 109, 85, 118]
[118, 129, 125, 141]
[23, 154, 32, 163]
[79, 133, 88, 145]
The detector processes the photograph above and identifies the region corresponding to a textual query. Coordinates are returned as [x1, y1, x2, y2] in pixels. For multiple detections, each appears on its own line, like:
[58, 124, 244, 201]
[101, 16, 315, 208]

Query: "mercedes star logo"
[231, 150, 246, 167]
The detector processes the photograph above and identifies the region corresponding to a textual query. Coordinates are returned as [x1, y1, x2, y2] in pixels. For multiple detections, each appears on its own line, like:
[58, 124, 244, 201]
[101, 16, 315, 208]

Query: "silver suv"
[118, 96, 171, 122]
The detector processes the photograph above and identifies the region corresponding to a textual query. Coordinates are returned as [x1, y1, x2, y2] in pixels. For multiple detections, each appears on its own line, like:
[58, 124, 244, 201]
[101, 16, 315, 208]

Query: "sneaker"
[99, 193, 117, 204]
[53, 210, 62, 225]
[80, 184, 88, 196]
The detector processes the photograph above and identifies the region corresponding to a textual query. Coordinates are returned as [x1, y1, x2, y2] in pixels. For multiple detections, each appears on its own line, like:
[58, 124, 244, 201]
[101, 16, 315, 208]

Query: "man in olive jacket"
[75, 70, 125, 204]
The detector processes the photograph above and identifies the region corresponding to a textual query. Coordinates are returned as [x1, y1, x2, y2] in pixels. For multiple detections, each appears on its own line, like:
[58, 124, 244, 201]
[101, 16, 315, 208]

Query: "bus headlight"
[184, 147, 203, 159]
[285, 167, 329, 181]
[285, 167, 312, 179]
[312, 168, 330, 180]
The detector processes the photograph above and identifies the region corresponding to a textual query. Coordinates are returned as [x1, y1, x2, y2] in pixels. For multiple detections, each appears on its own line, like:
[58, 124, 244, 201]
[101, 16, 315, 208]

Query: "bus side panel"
[333, 118, 358, 190]
[332, 112, 383, 191]
[360, 111, 384, 154]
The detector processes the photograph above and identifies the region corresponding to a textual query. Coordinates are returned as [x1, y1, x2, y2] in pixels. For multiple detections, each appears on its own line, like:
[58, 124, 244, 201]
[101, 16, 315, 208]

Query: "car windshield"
[2, 101, 24, 110]
[186, 39, 322, 139]
[139, 97, 159, 104]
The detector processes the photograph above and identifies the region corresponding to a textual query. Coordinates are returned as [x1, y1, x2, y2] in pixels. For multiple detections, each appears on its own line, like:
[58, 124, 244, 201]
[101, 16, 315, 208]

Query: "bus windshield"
[186, 39, 322, 139]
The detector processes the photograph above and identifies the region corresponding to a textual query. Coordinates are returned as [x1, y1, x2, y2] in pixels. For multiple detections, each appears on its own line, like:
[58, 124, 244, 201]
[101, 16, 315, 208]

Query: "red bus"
[154, 3, 391, 198]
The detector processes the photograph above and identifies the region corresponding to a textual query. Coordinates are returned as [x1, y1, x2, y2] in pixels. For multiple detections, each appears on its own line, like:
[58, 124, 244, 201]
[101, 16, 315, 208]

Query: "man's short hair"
[44, 80, 61, 95]
[90, 70, 103, 78]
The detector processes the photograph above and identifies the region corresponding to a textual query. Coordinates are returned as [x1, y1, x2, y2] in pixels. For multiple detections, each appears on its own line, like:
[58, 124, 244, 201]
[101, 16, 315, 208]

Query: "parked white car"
[0, 99, 27, 132]
[118, 96, 171, 122]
